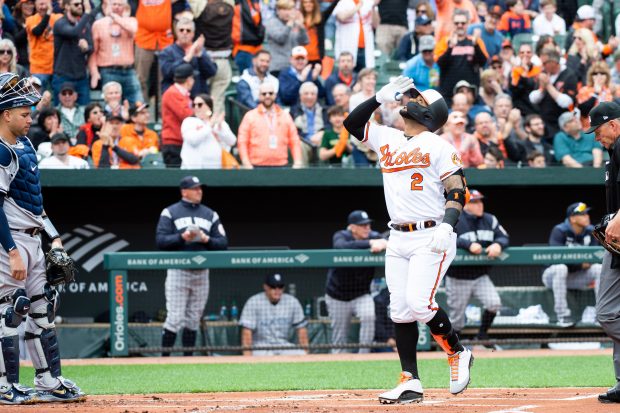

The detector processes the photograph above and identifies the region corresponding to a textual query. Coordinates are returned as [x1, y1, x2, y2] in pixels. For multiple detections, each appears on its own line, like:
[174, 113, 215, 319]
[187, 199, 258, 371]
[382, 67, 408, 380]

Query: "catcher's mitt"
[45, 248, 77, 286]
[593, 213, 620, 255]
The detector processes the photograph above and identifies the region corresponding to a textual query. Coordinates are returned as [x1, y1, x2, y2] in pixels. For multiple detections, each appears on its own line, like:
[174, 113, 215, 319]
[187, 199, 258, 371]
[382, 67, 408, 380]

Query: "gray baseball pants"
[596, 252, 620, 384]
[445, 275, 501, 332]
[163, 269, 210, 333]
[325, 294, 375, 353]
[542, 264, 600, 320]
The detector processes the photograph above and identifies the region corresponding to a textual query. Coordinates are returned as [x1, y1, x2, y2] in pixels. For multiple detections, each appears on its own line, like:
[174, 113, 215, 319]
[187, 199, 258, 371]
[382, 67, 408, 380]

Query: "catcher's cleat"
[448, 348, 474, 395]
[36, 377, 86, 403]
[0, 383, 37, 405]
[378, 372, 423, 404]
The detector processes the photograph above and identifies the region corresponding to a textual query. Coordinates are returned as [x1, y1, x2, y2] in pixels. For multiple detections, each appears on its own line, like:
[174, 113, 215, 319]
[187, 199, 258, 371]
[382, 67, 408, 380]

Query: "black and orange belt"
[390, 221, 436, 232]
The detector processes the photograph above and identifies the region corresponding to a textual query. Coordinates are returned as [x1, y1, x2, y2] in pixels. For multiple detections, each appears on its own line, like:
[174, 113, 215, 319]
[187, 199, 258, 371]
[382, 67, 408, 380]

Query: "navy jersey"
[548, 219, 598, 272]
[326, 229, 385, 301]
[448, 211, 510, 280]
[155, 199, 228, 251]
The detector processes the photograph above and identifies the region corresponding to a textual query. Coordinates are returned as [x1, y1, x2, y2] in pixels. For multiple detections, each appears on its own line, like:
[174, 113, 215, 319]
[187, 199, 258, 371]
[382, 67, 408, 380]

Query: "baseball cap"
[585, 101, 620, 134]
[29, 76, 42, 88]
[60, 82, 76, 93]
[453, 79, 476, 95]
[129, 102, 149, 118]
[415, 15, 432, 26]
[418, 35, 435, 52]
[265, 273, 285, 288]
[502, 39, 513, 49]
[348, 210, 373, 225]
[490, 55, 502, 65]
[576, 5, 595, 21]
[488, 5, 503, 18]
[448, 111, 467, 124]
[180, 176, 202, 189]
[566, 202, 590, 218]
[291, 46, 308, 58]
[174, 63, 194, 80]
[469, 189, 484, 201]
[50, 132, 69, 144]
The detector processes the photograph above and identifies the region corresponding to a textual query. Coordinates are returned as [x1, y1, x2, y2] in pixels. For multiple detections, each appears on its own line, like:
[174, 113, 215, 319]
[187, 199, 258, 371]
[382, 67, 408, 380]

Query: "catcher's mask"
[0, 72, 41, 112]
[399, 87, 449, 133]
[593, 213, 620, 255]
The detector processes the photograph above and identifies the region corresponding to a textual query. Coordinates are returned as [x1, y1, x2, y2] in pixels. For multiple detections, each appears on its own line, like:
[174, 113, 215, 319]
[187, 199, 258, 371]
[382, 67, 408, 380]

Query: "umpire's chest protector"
[8, 138, 43, 216]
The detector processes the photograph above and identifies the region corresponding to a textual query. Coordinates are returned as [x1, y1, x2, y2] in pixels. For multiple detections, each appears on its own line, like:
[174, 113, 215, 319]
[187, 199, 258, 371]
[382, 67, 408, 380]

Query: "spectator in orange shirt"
[89, 0, 143, 104]
[26, 0, 63, 91]
[119, 102, 159, 168]
[91, 115, 141, 168]
[134, 0, 173, 103]
[232, 0, 265, 73]
[237, 82, 303, 168]
[497, 0, 532, 39]
[74, 102, 104, 157]
[161, 63, 194, 167]
[434, 0, 478, 42]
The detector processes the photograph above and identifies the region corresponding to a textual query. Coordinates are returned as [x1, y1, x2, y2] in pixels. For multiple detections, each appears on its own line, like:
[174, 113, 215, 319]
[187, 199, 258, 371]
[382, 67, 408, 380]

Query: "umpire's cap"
[348, 210, 373, 225]
[180, 176, 202, 189]
[265, 273, 285, 288]
[585, 101, 620, 134]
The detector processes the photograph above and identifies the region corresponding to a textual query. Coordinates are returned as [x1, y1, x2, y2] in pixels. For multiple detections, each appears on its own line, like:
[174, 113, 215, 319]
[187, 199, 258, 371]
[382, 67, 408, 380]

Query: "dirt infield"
[7, 388, 613, 413]
[11, 349, 616, 412]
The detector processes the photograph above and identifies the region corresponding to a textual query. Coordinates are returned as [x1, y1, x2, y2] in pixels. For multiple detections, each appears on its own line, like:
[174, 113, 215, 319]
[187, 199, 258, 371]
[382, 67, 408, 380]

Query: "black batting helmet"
[0, 73, 41, 112]
[400, 87, 449, 133]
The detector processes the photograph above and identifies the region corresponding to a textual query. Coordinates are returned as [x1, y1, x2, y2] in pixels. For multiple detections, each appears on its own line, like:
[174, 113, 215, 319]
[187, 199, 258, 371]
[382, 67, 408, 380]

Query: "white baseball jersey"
[362, 123, 463, 224]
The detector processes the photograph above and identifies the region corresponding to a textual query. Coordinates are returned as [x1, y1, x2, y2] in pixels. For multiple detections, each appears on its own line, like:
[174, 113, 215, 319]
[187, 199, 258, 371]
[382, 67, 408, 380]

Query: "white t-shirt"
[532, 14, 566, 37]
[39, 155, 89, 169]
[362, 124, 462, 224]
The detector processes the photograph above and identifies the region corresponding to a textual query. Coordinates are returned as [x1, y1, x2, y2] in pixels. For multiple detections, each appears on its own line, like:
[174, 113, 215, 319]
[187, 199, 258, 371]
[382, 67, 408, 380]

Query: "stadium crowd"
[1, 0, 617, 168]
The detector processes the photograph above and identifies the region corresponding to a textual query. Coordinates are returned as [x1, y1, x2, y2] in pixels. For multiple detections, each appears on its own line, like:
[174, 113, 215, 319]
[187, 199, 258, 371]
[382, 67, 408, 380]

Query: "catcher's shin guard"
[0, 335, 20, 383]
[25, 288, 61, 379]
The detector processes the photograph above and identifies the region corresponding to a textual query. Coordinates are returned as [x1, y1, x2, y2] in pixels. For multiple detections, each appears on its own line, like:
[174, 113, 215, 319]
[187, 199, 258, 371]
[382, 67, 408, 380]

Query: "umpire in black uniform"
[587, 102, 620, 403]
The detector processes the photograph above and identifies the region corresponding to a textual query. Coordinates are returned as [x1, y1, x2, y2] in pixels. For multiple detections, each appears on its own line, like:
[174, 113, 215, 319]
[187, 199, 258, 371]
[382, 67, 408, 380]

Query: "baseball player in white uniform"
[343, 76, 473, 404]
[0, 73, 84, 404]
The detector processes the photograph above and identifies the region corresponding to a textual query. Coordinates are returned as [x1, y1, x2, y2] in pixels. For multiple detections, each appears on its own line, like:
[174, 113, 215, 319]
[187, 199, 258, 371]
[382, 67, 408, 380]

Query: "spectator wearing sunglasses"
[577, 62, 615, 131]
[240, 273, 309, 356]
[237, 81, 303, 168]
[56, 82, 84, 142]
[0, 39, 28, 79]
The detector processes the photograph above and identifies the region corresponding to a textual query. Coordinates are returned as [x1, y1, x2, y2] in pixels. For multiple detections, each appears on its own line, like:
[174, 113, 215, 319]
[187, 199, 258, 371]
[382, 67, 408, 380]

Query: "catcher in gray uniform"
[0, 73, 83, 404]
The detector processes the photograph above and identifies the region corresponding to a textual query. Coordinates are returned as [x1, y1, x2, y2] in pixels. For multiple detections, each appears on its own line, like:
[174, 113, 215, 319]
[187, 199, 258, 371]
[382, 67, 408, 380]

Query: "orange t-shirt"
[232, 0, 263, 56]
[119, 124, 160, 169]
[435, 0, 479, 41]
[25, 13, 63, 74]
[354, 0, 365, 48]
[304, 26, 320, 61]
[135, 0, 173, 50]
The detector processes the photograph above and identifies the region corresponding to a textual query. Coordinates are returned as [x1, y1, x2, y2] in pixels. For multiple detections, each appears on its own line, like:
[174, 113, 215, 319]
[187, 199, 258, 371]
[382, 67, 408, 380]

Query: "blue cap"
[348, 210, 373, 225]
[566, 202, 590, 218]
[415, 15, 432, 26]
[180, 176, 202, 189]
[265, 273, 285, 288]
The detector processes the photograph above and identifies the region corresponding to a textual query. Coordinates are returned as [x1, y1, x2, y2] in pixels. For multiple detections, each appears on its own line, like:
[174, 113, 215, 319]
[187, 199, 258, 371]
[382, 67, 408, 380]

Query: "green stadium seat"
[511, 33, 537, 52]
[141, 152, 165, 169]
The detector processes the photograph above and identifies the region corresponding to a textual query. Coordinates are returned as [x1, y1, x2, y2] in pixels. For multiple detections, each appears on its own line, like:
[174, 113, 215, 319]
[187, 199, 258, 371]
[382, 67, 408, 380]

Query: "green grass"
[19, 355, 615, 395]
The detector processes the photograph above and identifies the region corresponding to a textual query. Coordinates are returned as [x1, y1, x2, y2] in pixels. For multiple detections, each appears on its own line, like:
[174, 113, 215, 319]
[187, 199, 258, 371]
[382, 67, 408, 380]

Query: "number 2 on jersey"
[410, 173, 424, 191]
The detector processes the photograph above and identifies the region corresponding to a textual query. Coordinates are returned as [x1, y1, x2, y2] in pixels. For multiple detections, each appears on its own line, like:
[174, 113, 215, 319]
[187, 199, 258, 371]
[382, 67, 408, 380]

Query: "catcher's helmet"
[0, 72, 41, 112]
[400, 87, 449, 133]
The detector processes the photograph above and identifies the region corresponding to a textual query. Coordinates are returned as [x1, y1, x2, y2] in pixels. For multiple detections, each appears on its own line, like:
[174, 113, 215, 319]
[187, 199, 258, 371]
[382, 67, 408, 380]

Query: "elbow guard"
[446, 188, 467, 207]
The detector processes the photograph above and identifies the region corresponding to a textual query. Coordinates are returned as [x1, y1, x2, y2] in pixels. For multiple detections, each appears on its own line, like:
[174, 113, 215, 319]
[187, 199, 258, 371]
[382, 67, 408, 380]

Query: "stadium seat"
[511, 33, 536, 52]
[141, 152, 165, 169]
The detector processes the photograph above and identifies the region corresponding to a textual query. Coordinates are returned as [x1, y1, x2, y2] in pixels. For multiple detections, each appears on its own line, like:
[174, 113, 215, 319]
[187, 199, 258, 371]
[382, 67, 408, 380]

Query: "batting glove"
[429, 223, 453, 254]
[376, 76, 414, 104]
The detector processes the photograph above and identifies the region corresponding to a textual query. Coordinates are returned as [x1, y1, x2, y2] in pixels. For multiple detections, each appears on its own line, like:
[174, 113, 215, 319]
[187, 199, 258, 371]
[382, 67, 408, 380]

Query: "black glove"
[593, 213, 620, 255]
[45, 248, 77, 286]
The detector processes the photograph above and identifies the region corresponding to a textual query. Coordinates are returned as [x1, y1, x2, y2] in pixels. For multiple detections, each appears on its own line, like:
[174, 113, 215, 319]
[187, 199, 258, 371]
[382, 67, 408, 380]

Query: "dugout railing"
[103, 247, 609, 357]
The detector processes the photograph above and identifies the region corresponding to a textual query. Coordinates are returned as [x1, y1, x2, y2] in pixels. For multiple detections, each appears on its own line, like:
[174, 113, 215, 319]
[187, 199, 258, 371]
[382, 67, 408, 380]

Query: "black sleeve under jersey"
[343, 96, 381, 141]
[0, 195, 16, 252]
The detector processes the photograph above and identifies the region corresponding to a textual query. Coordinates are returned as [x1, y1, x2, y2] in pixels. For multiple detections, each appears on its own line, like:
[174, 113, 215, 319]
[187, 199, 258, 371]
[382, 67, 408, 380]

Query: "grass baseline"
[21, 356, 614, 395]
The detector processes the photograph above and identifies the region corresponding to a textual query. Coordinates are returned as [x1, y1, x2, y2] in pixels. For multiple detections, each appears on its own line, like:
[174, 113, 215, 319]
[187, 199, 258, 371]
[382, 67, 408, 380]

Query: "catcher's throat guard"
[45, 248, 77, 286]
[593, 213, 620, 255]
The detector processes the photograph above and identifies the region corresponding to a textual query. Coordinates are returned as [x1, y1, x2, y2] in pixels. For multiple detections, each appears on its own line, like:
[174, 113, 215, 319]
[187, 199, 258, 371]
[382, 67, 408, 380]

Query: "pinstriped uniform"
[163, 268, 210, 333]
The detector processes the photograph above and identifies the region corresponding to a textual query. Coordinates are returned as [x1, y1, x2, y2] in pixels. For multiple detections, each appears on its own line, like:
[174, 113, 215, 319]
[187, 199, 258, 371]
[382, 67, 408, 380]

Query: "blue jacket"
[448, 210, 509, 280]
[548, 219, 598, 272]
[325, 229, 384, 301]
[324, 71, 357, 106]
[159, 44, 218, 97]
[156, 199, 228, 252]
[277, 66, 324, 107]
